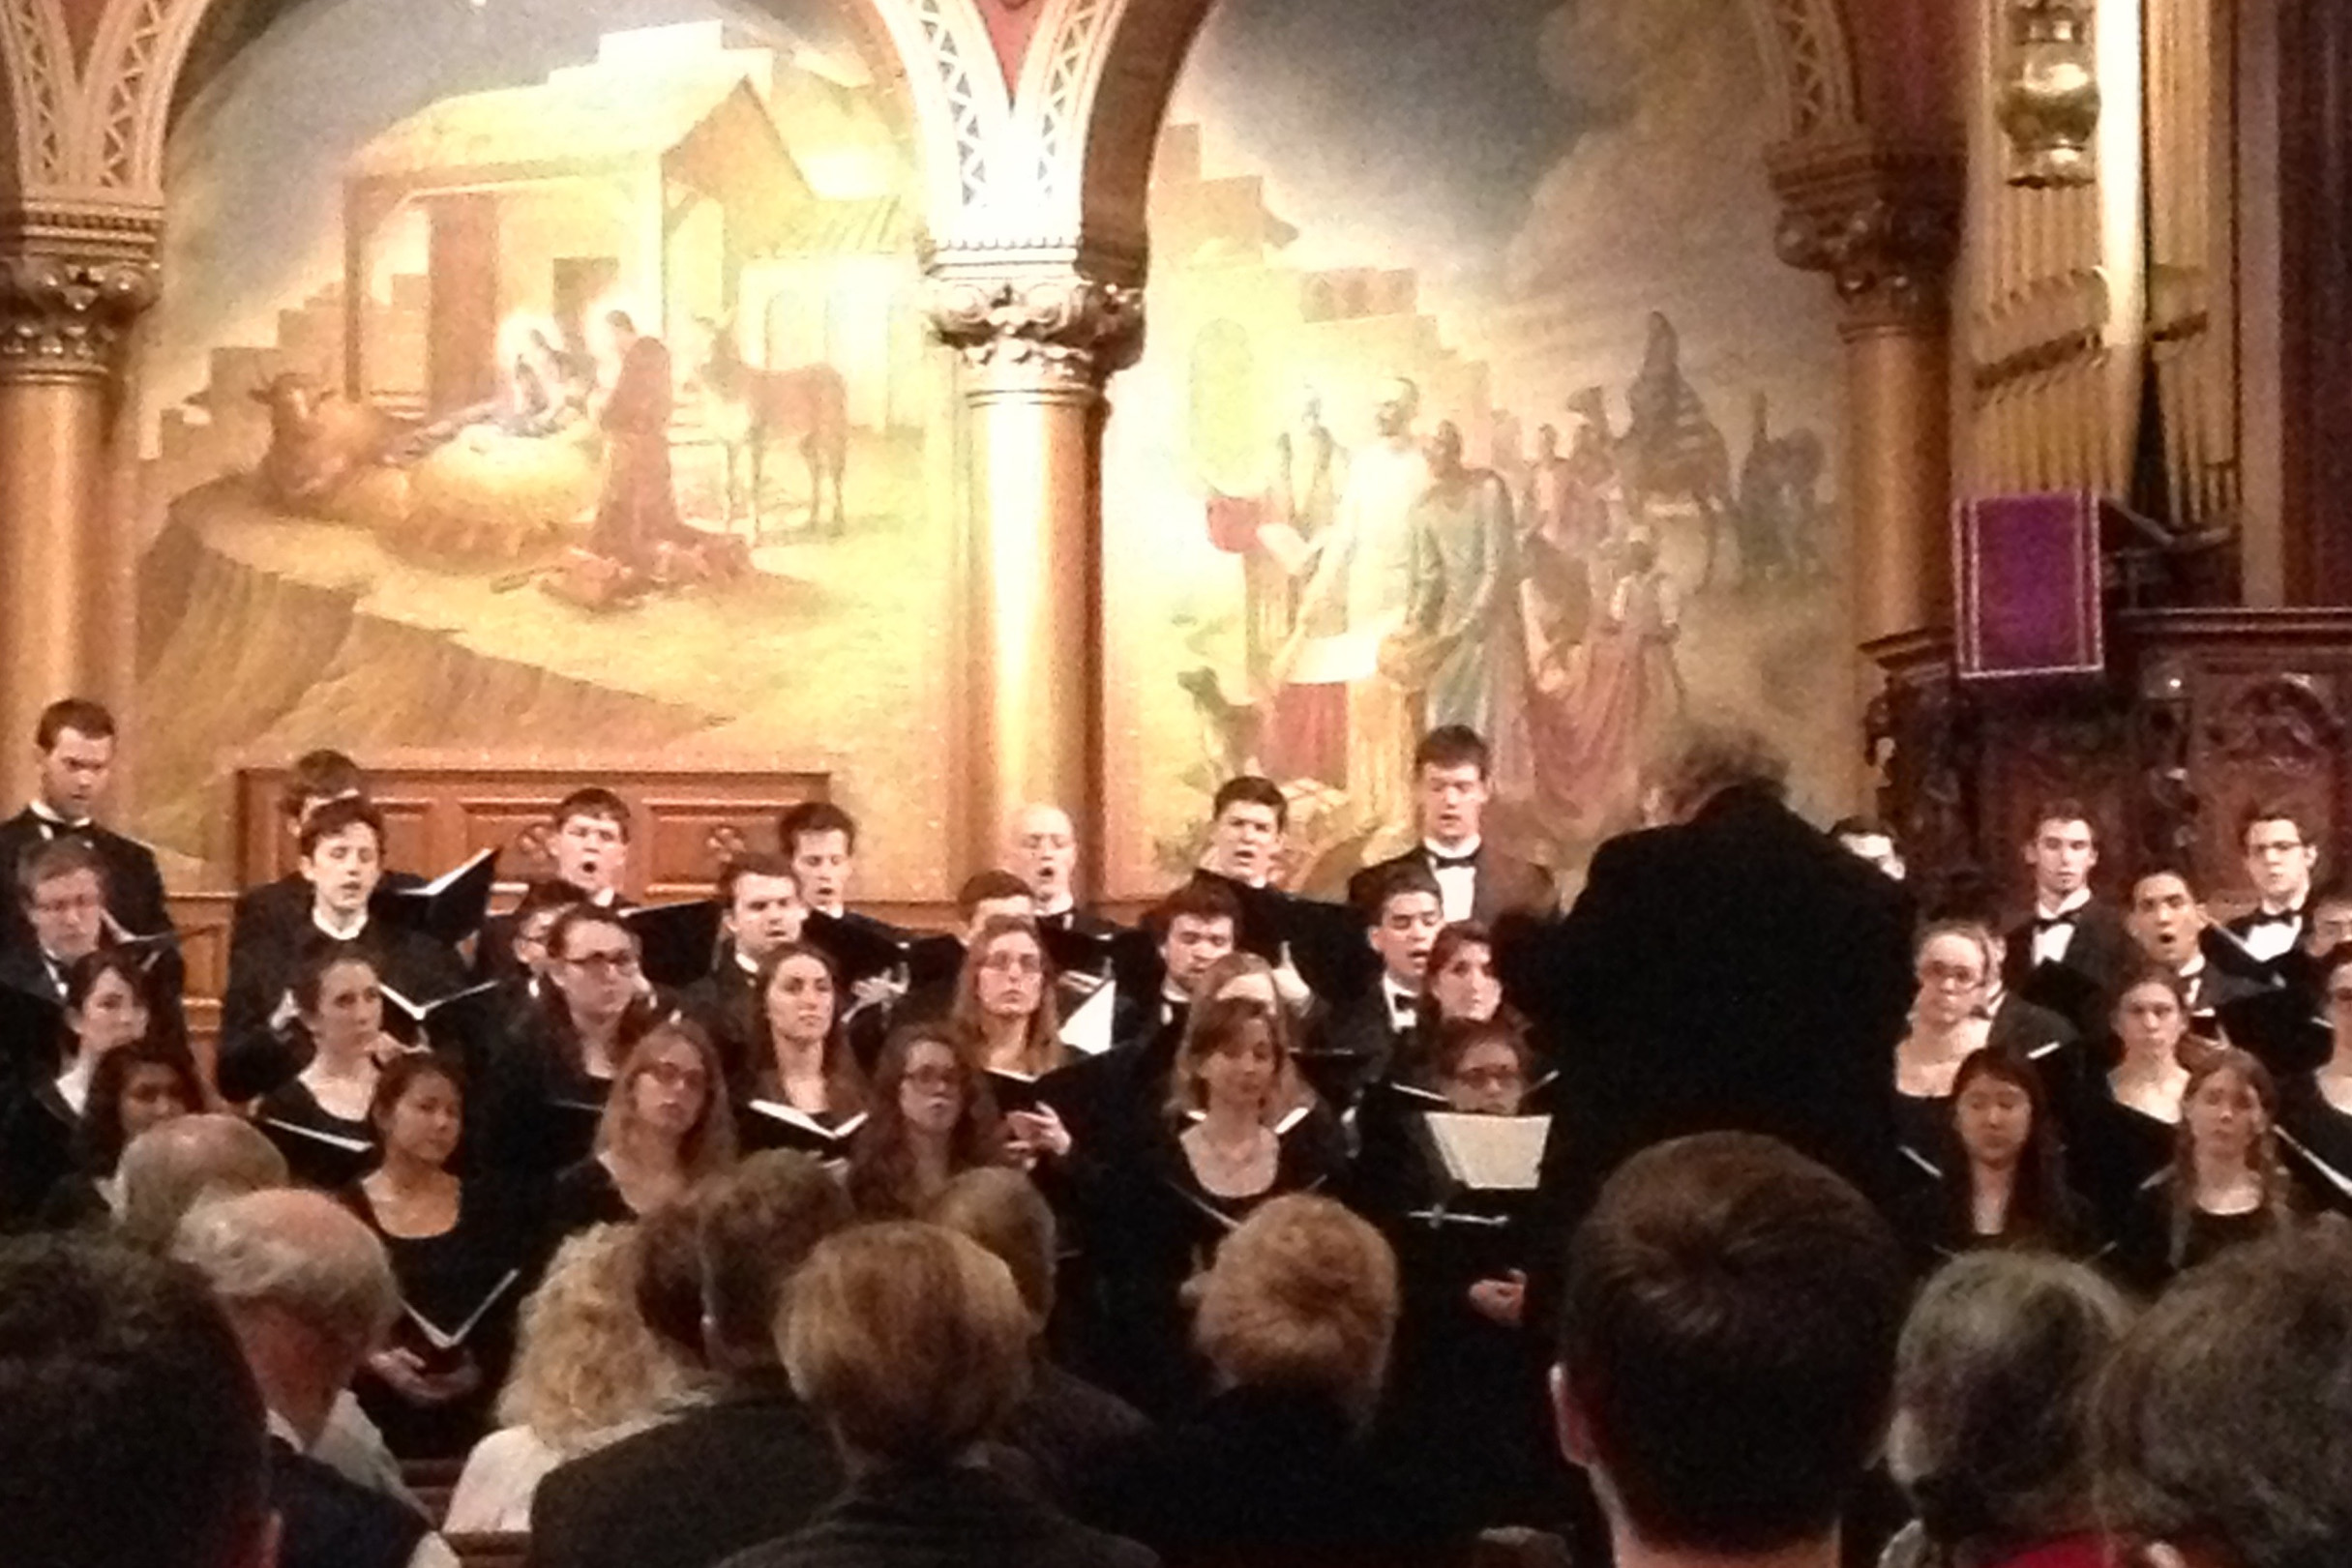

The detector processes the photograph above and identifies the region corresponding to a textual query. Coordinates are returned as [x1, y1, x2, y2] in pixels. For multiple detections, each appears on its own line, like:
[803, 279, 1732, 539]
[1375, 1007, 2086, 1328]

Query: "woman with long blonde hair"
[550, 1019, 735, 1241]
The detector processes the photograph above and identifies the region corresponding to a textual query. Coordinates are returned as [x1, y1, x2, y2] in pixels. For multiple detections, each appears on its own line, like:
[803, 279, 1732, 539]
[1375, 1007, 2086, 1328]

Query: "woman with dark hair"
[844, 1023, 1010, 1219]
[549, 1019, 735, 1240]
[735, 941, 869, 1157]
[2117, 1048, 2299, 1291]
[2067, 965, 2195, 1245]
[2276, 941, 2352, 1218]
[1, 949, 165, 1220]
[477, 906, 663, 1180]
[36, 1039, 202, 1228]
[348, 1052, 536, 1458]
[255, 944, 403, 1190]
[1894, 1048, 2094, 1274]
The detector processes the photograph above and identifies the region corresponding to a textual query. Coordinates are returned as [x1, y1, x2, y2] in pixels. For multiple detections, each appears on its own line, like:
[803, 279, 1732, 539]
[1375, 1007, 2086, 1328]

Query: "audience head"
[930, 1166, 1057, 1335]
[1914, 920, 1994, 1030]
[172, 1188, 399, 1442]
[292, 944, 383, 1060]
[1204, 776, 1287, 885]
[1169, 993, 1289, 1127]
[497, 1225, 701, 1450]
[2111, 965, 2189, 1063]
[1364, 860, 1444, 989]
[63, 947, 158, 1063]
[779, 801, 858, 914]
[0, 1236, 273, 1568]
[81, 1040, 203, 1176]
[1193, 1193, 1399, 1426]
[1005, 803, 1079, 908]
[32, 696, 116, 819]
[698, 1150, 854, 1374]
[2129, 868, 2206, 968]
[551, 786, 630, 897]
[720, 852, 806, 964]
[599, 1019, 735, 1178]
[511, 877, 592, 978]
[1652, 724, 1790, 823]
[369, 1052, 463, 1174]
[1414, 725, 1493, 848]
[1555, 1133, 1907, 1557]
[631, 1198, 712, 1369]
[281, 748, 365, 828]
[295, 796, 386, 922]
[1153, 876, 1241, 996]
[1424, 920, 1503, 1024]
[116, 1115, 288, 1252]
[2240, 803, 2319, 909]
[955, 870, 1035, 940]
[19, 837, 108, 962]
[2024, 801, 2099, 902]
[1430, 1016, 1533, 1114]
[783, 1221, 1031, 1469]
[2095, 1224, 2352, 1568]
[1890, 1253, 2131, 1559]
[1831, 815, 1906, 880]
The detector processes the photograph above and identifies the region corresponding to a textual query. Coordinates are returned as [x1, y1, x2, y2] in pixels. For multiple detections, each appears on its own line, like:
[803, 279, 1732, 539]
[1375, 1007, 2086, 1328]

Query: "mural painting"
[1103, 0, 1849, 898]
[134, 2, 955, 892]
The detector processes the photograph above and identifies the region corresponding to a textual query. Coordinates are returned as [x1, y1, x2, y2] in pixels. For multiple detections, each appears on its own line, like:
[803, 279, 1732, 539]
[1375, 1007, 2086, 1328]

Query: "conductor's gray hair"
[1658, 722, 1790, 817]
[172, 1188, 398, 1358]
[116, 1114, 288, 1252]
[1890, 1253, 2131, 1556]
[2094, 1222, 2352, 1568]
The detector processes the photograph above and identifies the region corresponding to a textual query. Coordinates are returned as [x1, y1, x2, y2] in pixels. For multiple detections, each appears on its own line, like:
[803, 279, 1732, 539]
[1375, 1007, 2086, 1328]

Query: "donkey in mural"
[690, 316, 850, 542]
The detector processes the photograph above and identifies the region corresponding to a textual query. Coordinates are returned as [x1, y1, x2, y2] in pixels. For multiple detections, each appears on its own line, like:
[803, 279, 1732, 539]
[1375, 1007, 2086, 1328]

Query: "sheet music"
[260, 1117, 372, 1155]
[404, 1268, 521, 1351]
[1423, 1111, 1549, 1191]
[1058, 981, 1116, 1056]
[749, 1102, 866, 1142]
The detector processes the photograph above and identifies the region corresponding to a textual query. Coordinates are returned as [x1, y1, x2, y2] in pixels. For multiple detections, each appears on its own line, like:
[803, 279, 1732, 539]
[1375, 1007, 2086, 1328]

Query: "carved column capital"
[924, 259, 1144, 399]
[0, 207, 163, 384]
[1768, 133, 1962, 338]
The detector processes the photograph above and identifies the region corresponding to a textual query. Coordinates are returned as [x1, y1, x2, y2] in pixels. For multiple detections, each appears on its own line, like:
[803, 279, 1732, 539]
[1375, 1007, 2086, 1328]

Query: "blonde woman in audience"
[442, 1223, 707, 1532]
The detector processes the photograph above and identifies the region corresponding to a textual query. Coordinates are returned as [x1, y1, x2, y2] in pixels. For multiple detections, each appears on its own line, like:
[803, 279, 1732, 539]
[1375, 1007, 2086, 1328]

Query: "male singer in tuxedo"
[2129, 866, 2260, 1032]
[2229, 803, 2322, 962]
[0, 839, 110, 1009]
[0, 699, 171, 958]
[1511, 725, 1913, 1261]
[477, 787, 633, 982]
[1318, 860, 1444, 1094]
[1349, 726, 1557, 927]
[681, 853, 808, 1089]
[2002, 800, 2133, 1039]
[1006, 802, 1116, 939]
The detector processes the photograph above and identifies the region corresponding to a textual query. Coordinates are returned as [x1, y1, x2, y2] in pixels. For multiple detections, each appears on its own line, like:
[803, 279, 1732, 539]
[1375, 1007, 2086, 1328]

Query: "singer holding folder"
[732, 942, 868, 1158]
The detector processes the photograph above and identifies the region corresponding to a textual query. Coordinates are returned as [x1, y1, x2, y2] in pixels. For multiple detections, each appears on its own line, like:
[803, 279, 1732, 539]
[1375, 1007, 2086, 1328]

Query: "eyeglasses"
[981, 952, 1044, 976]
[904, 1067, 963, 1090]
[564, 951, 640, 977]
[1918, 962, 1984, 986]
[640, 1060, 706, 1092]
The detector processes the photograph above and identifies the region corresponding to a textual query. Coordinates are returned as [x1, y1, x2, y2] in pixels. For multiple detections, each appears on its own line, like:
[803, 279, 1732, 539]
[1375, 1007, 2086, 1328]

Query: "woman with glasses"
[948, 915, 1077, 1169]
[550, 1019, 735, 1241]
[1891, 923, 1997, 1201]
[2277, 942, 2352, 1219]
[845, 1023, 1011, 1219]
[734, 940, 869, 1157]
[478, 906, 663, 1181]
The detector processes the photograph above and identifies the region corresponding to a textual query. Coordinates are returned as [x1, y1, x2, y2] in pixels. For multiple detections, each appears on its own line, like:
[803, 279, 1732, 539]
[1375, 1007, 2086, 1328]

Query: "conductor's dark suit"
[1508, 786, 1915, 1250]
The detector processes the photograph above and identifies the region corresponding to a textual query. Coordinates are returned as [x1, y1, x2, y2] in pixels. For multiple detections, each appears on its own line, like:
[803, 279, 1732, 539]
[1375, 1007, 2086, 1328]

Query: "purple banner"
[1956, 492, 2104, 679]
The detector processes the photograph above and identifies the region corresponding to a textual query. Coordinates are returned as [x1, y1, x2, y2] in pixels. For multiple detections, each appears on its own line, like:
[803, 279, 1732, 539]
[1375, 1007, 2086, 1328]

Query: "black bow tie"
[2033, 912, 2079, 935]
[2249, 909, 2303, 927]
[1426, 850, 1477, 872]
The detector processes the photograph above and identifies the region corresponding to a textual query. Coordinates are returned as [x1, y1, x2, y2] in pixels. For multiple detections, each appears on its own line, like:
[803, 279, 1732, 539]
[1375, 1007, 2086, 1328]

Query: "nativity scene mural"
[133, 3, 953, 890]
[1102, 0, 1847, 898]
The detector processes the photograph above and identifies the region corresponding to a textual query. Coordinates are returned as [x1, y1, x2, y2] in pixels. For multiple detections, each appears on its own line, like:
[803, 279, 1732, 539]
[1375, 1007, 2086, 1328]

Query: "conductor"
[1507, 725, 1914, 1254]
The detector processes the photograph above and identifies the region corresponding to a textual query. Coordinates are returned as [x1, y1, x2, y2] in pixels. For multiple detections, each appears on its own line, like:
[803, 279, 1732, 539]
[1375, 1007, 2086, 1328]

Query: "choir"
[3, 695, 2350, 1502]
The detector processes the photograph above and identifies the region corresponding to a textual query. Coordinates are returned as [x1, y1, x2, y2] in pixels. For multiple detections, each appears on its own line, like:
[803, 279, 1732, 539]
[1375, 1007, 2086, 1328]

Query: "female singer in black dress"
[1892, 1047, 2092, 1274]
[844, 1023, 1012, 1219]
[734, 941, 869, 1156]
[2277, 941, 2352, 1216]
[1891, 922, 1996, 1199]
[2116, 1047, 2298, 1292]
[477, 906, 662, 1181]
[948, 915, 1077, 1167]
[37, 1039, 202, 1228]
[549, 1018, 735, 1240]
[2, 950, 164, 1220]
[255, 946, 404, 1190]
[1412, 921, 1518, 1066]
[348, 1053, 537, 1458]
[2068, 966, 2195, 1248]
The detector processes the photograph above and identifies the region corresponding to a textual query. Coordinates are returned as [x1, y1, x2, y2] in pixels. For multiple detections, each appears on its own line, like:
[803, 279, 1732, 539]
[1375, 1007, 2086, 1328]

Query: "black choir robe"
[218, 913, 467, 1103]
[1347, 842, 1559, 925]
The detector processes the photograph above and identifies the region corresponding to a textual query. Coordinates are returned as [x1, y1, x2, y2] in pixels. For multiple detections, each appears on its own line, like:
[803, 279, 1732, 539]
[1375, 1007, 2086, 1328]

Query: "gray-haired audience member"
[2095, 1223, 2352, 1568]
[1554, 1133, 1908, 1568]
[1885, 1253, 2132, 1568]
[174, 1188, 456, 1568]
[931, 1168, 1149, 1503]
[116, 1112, 288, 1251]
[0, 1234, 276, 1568]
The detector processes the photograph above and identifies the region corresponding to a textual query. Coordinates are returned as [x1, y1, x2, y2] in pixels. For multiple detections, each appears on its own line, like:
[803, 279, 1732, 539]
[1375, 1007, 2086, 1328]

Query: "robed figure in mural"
[591, 311, 687, 573]
[1532, 531, 1684, 834]
[1406, 422, 1525, 761]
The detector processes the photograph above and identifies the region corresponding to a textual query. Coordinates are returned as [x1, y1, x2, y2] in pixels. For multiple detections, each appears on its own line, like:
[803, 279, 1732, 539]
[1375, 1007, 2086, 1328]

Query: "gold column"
[928, 266, 1142, 899]
[0, 235, 159, 807]
[1770, 137, 1964, 793]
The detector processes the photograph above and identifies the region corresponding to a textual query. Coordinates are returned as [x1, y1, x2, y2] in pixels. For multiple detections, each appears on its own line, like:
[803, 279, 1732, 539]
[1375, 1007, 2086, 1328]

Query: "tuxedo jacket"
[1308, 982, 1418, 1106]
[2003, 900, 2134, 1040]
[0, 808, 171, 945]
[681, 954, 764, 1091]
[1348, 843, 1560, 927]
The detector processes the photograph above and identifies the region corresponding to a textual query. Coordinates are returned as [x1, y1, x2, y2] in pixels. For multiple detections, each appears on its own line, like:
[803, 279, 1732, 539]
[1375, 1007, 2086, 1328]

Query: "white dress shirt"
[1381, 975, 1421, 1034]
[1423, 838, 1479, 925]
[2240, 902, 2307, 963]
[2030, 887, 2094, 967]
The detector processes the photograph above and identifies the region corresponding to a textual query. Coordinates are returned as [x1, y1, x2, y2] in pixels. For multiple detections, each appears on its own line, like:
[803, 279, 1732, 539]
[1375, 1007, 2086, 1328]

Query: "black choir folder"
[379, 978, 504, 1051]
[402, 1268, 521, 1375]
[804, 911, 965, 995]
[622, 900, 726, 990]
[373, 848, 499, 948]
[1420, 1111, 1551, 1193]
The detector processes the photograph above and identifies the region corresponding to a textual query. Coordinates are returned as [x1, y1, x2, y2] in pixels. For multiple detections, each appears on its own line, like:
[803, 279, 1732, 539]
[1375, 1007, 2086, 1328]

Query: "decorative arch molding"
[0, 0, 74, 191]
[1752, 0, 1861, 141]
